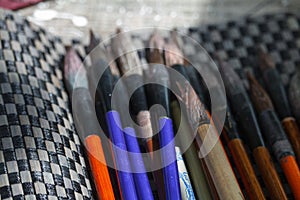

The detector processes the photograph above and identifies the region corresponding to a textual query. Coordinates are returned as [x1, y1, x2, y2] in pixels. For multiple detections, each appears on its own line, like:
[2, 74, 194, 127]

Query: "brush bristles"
[64, 48, 88, 92]
[107, 47, 120, 77]
[170, 29, 184, 51]
[247, 72, 274, 113]
[148, 30, 165, 52]
[86, 30, 101, 54]
[111, 29, 143, 76]
[148, 48, 164, 64]
[164, 41, 184, 67]
[258, 46, 275, 71]
[217, 58, 245, 95]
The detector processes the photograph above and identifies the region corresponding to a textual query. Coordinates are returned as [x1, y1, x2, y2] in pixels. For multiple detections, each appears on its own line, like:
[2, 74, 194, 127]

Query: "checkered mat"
[0, 10, 93, 199]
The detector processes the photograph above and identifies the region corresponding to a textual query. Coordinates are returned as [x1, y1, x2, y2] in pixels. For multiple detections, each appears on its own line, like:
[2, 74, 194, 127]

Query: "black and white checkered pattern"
[0, 10, 93, 199]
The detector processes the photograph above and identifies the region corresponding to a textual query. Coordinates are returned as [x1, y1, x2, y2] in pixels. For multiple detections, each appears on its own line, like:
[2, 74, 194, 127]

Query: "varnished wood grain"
[280, 156, 300, 199]
[228, 138, 265, 200]
[85, 135, 115, 200]
[197, 124, 244, 200]
[282, 117, 300, 165]
[253, 146, 287, 200]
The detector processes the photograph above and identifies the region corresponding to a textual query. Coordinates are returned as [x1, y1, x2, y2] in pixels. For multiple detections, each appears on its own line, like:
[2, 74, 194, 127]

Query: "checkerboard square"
[20, 171, 32, 183]
[34, 182, 46, 194]
[15, 148, 27, 160]
[29, 160, 41, 172]
[6, 161, 18, 173]
[11, 184, 23, 196]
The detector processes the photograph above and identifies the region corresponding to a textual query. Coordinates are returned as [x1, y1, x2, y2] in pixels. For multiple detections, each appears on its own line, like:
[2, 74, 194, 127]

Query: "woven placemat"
[0, 9, 93, 199]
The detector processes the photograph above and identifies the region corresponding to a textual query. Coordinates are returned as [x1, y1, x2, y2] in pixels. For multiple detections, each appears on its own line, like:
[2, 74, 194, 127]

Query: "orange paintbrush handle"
[282, 117, 300, 165]
[228, 138, 265, 200]
[85, 135, 115, 200]
[280, 155, 300, 199]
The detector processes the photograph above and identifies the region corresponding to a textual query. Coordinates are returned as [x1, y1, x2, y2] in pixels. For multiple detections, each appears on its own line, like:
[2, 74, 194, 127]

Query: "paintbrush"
[258, 47, 300, 164]
[111, 71, 154, 200]
[175, 146, 196, 200]
[223, 106, 265, 200]
[184, 65, 207, 107]
[289, 71, 300, 124]
[64, 48, 115, 200]
[247, 72, 300, 199]
[208, 56, 265, 200]
[92, 38, 153, 200]
[106, 46, 121, 86]
[147, 32, 198, 200]
[218, 58, 287, 200]
[171, 100, 213, 200]
[111, 29, 167, 200]
[86, 33, 123, 199]
[86, 29, 101, 54]
[165, 40, 244, 200]
[110, 29, 164, 197]
[145, 47, 182, 200]
[111, 29, 154, 153]
[89, 53, 139, 199]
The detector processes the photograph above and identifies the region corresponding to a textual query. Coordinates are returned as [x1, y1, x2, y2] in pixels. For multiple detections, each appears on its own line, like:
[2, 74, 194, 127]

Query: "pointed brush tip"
[116, 28, 122, 34]
[89, 29, 94, 36]
[256, 45, 265, 53]
[149, 48, 163, 64]
[246, 71, 254, 81]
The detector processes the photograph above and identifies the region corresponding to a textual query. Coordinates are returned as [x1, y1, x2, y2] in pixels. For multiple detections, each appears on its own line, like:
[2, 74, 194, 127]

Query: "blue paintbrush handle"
[106, 111, 138, 200]
[124, 127, 154, 200]
[159, 117, 182, 200]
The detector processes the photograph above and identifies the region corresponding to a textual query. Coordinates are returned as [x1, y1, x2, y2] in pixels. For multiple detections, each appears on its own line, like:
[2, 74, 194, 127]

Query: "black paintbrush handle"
[230, 93, 265, 150]
[262, 68, 291, 119]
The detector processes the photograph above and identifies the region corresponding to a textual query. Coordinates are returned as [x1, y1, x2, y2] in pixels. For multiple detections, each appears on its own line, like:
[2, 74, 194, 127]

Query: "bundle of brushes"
[64, 29, 300, 200]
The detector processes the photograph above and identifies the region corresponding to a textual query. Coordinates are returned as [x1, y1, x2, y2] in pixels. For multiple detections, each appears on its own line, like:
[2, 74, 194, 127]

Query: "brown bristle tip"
[65, 45, 72, 51]
[89, 30, 97, 41]
[246, 71, 254, 81]
[257, 46, 275, 71]
[148, 48, 163, 64]
[213, 53, 223, 64]
[247, 71, 274, 112]
[116, 28, 122, 34]
[164, 41, 183, 67]
[148, 30, 165, 50]
[257, 45, 265, 54]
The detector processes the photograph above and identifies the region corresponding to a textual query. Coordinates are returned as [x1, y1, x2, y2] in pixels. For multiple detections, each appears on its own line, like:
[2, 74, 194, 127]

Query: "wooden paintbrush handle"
[282, 117, 300, 165]
[197, 124, 244, 200]
[228, 138, 265, 200]
[85, 135, 115, 200]
[253, 146, 287, 200]
[280, 155, 300, 199]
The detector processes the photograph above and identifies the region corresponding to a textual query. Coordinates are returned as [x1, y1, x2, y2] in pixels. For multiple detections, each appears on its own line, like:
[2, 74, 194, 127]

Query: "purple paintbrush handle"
[159, 117, 182, 200]
[124, 127, 154, 200]
[106, 111, 138, 200]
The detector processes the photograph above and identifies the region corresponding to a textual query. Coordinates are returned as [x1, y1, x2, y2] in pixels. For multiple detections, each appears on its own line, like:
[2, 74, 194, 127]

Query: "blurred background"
[8, 0, 300, 44]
